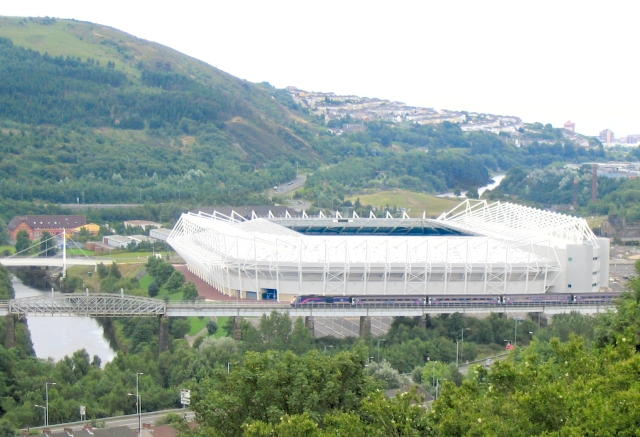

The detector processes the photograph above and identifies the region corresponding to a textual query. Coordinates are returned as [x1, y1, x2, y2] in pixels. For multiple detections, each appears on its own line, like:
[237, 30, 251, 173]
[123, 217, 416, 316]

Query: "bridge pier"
[359, 316, 371, 339]
[5, 314, 15, 349]
[232, 316, 243, 341]
[158, 315, 170, 353]
[414, 315, 427, 329]
[304, 316, 315, 335]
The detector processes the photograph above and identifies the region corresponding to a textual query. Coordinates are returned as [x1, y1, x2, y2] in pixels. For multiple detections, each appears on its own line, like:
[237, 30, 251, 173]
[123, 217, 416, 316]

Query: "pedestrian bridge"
[0, 295, 616, 317]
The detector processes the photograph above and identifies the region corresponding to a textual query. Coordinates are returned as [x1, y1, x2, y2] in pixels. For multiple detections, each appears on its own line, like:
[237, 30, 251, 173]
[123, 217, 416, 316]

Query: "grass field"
[95, 252, 159, 260]
[214, 317, 229, 338]
[67, 248, 95, 256]
[138, 273, 153, 291]
[347, 190, 461, 218]
[0, 245, 15, 255]
[188, 317, 209, 336]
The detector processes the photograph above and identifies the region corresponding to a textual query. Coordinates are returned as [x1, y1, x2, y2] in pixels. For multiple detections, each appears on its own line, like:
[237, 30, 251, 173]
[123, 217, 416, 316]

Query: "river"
[12, 277, 116, 363]
[437, 174, 506, 198]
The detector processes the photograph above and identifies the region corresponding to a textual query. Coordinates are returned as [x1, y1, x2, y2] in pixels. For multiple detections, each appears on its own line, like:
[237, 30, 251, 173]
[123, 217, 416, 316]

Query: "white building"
[167, 200, 609, 301]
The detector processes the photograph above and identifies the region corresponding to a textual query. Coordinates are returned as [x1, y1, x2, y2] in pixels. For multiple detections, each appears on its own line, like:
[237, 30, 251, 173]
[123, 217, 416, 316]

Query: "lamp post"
[34, 405, 46, 427]
[456, 341, 459, 367]
[432, 360, 437, 387]
[461, 328, 470, 362]
[135, 373, 143, 417]
[128, 393, 142, 435]
[377, 339, 386, 362]
[45, 382, 56, 427]
[514, 318, 522, 347]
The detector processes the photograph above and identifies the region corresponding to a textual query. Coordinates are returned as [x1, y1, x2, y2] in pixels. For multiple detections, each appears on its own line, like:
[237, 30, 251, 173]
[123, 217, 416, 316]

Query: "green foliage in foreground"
[191, 347, 431, 437]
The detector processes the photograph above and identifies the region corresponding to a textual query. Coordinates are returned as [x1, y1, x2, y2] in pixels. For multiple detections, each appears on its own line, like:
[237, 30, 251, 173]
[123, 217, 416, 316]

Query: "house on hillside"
[7, 215, 87, 241]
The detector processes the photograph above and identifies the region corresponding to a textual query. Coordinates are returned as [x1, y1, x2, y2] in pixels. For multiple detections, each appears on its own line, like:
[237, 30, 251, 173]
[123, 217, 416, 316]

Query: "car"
[273, 186, 278, 189]
[287, 182, 293, 185]
[484, 359, 494, 367]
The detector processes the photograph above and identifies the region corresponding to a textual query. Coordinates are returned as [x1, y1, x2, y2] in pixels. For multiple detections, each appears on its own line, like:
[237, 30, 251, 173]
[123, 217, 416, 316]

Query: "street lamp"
[377, 339, 386, 362]
[45, 382, 56, 427]
[432, 360, 437, 387]
[128, 393, 142, 435]
[514, 318, 523, 346]
[135, 373, 143, 417]
[34, 405, 46, 427]
[461, 328, 470, 362]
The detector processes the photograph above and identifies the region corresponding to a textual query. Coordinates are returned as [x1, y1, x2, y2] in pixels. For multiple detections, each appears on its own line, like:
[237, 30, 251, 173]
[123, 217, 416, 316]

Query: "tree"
[154, 262, 175, 286]
[164, 271, 185, 293]
[466, 187, 479, 199]
[181, 282, 198, 301]
[364, 359, 408, 389]
[39, 231, 58, 257]
[97, 262, 109, 279]
[191, 347, 371, 437]
[206, 320, 218, 335]
[0, 420, 15, 437]
[14, 229, 30, 253]
[148, 280, 160, 297]
[0, 218, 9, 246]
[62, 276, 83, 293]
[109, 261, 122, 279]
[169, 318, 190, 339]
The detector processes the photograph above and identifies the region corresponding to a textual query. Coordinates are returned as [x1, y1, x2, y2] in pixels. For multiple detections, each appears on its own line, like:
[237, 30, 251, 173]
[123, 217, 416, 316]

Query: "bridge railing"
[166, 300, 616, 310]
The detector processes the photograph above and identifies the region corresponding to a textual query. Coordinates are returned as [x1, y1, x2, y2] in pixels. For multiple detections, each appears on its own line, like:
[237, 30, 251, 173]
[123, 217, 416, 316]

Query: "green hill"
[0, 16, 319, 206]
[0, 15, 585, 221]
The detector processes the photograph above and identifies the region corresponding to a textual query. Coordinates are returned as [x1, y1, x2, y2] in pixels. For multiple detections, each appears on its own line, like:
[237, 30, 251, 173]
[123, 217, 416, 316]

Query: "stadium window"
[568, 257, 572, 261]
[593, 257, 598, 260]
[568, 284, 572, 288]
[592, 283, 598, 287]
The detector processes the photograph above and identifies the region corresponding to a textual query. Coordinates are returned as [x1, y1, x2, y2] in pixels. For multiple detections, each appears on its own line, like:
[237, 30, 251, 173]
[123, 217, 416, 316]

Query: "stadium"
[167, 200, 609, 302]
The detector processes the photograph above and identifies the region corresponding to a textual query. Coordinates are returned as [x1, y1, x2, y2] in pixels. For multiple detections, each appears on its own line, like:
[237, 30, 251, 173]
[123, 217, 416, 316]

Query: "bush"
[206, 320, 218, 335]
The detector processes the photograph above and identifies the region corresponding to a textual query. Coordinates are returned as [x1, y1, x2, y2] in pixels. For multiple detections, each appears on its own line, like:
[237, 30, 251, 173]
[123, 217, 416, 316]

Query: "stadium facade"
[167, 200, 609, 302]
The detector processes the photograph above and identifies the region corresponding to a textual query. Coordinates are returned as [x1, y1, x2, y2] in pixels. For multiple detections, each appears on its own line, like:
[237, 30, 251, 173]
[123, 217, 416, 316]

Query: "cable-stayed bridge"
[1, 229, 99, 275]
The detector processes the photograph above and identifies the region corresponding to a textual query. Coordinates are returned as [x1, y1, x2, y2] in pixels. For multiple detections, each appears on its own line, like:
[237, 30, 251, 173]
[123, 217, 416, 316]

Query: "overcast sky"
[3, 1, 638, 137]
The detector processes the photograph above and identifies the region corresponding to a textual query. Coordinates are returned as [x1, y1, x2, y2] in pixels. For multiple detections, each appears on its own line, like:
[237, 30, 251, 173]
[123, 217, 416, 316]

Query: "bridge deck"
[0, 296, 615, 317]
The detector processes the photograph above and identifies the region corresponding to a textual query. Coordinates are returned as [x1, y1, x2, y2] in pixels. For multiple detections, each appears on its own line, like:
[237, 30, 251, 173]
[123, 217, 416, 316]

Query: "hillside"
[0, 15, 599, 224]
[0, 16, 318, 205]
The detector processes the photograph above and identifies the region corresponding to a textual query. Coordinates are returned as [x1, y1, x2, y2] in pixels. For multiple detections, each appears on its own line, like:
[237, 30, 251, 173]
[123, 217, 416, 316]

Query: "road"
[457, 352, 510, 375]
[26, 408, 194, 433]
[271, 174, 307, 197]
